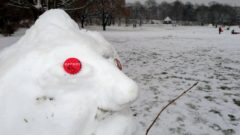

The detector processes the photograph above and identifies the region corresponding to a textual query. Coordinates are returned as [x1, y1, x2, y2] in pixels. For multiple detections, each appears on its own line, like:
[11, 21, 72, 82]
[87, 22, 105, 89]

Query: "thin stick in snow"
[145, 82, 198, 135]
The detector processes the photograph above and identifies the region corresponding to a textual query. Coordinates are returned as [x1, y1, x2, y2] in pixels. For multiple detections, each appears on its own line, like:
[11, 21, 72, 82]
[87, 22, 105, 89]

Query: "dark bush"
[0, 3, 34, 36]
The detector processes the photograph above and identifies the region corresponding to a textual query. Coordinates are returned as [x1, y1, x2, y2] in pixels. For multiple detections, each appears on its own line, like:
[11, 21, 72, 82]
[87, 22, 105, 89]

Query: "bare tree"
[158, 1, 172, 20]
[6, 0, 93, 20]
[145, 0, 157, 22]
[170, 0, 184, 22]
[130, 1, 145, 26]
[93, 0, 125, 30]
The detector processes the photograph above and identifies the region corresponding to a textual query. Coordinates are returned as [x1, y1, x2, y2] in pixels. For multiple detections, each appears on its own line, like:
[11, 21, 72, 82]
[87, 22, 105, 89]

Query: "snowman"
[0, 9, 138, 135]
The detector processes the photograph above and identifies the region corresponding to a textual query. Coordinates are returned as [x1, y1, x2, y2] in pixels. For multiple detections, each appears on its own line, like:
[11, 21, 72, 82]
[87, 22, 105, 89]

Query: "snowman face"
[36, 35, 138, 111]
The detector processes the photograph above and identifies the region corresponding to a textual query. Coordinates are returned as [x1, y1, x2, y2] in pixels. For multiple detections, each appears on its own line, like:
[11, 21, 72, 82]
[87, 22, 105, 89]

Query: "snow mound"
[0, 9, 138, 135]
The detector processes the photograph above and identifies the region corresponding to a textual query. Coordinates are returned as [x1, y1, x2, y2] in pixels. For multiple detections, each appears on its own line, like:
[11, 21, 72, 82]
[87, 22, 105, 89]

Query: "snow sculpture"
[0, 9, 138, 135]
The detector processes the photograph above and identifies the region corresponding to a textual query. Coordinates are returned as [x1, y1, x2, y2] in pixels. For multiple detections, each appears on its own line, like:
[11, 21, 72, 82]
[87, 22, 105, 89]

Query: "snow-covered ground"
[102, 25, 240, 135]
[1, 24, 240, 135]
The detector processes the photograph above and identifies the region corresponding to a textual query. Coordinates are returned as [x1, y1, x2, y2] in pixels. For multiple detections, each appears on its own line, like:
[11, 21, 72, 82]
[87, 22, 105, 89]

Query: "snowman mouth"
[95, 100, 132, 121]
[96, 107, 115, 120]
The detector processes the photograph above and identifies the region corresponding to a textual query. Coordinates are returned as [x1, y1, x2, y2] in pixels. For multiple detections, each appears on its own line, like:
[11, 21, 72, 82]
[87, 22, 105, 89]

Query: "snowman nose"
[113, 77, 138, 106]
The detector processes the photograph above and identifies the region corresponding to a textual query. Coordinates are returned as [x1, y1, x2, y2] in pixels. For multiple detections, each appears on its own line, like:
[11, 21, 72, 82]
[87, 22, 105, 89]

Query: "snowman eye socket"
[114, 58, 122, 70]
[63, 58, 82, 75]
[103, 54, 110, 59]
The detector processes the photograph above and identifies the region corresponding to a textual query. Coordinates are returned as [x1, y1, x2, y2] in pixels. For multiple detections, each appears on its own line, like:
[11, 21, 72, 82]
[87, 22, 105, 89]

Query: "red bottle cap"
[63, 58, 82, 75]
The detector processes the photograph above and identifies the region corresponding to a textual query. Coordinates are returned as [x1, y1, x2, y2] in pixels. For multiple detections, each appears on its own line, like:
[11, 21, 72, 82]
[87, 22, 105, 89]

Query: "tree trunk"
[139, 18, 142, 26]
[118, 18, 121, 26]
[102, 10, 106, 31]
[81, 19, 84, 28]
[30, 7, 43, 21]
[103, 24, 106, 31]
[80, 15, 85, 28]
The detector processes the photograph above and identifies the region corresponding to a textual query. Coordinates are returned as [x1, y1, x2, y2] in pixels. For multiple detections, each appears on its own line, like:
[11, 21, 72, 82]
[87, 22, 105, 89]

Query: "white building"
[163, 16, 172, 24]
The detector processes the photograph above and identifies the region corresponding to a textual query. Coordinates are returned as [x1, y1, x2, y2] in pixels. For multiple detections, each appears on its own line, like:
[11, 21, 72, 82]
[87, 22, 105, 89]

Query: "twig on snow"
[145, 82, 199, 135]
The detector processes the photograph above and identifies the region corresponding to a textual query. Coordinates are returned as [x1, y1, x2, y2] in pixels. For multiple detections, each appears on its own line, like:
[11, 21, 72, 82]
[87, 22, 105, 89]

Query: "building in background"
[163, 16, 172, 24]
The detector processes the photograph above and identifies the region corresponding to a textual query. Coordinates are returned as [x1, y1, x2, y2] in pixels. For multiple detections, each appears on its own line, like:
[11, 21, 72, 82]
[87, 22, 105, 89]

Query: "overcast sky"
[126, 0, 240, 6]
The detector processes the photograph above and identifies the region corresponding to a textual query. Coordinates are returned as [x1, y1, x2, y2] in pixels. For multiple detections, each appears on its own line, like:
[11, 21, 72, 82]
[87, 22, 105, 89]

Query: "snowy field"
[1, 25, 240, 135]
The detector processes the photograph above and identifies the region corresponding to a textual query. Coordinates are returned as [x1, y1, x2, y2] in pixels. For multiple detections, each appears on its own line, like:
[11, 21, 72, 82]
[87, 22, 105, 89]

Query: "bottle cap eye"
[114, 58, 122, 70]
[63, 58, 82, 75]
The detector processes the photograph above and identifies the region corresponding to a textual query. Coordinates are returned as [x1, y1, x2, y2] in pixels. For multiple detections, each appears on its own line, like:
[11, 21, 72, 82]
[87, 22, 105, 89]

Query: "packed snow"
[0, 9, 138, 135]
[1, 10, 240, 135]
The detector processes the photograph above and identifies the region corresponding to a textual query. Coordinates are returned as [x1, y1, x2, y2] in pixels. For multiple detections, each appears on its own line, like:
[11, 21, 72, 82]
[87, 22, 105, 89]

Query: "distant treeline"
[0, 0, 239, 36]
[0, 0, 127, 35]
[128, 0, 240, 26]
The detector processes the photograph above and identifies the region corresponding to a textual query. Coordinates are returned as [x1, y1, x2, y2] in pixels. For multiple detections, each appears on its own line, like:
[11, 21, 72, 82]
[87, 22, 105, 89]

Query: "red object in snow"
[63, 58, 82, 75]
[114, 58, 122, 70]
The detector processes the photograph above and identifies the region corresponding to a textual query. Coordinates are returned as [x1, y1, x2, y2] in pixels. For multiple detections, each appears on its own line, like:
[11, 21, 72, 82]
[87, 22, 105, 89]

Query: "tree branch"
[6, 3, 30, 9]
[64, 0, 94, 11]
[145, 82, 199, 135]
